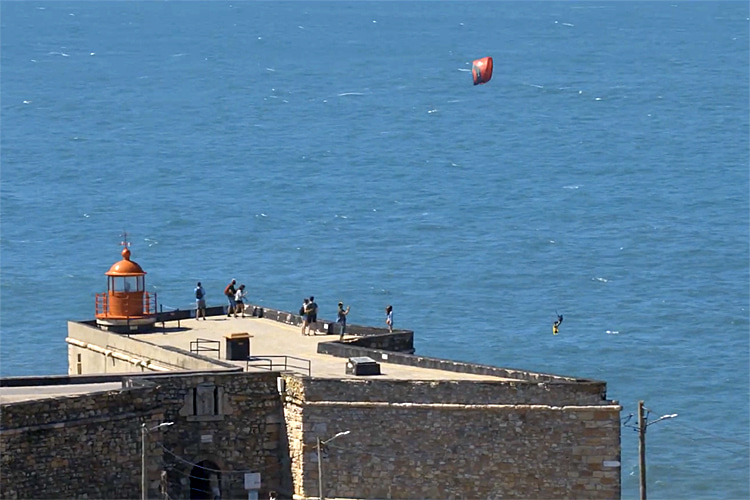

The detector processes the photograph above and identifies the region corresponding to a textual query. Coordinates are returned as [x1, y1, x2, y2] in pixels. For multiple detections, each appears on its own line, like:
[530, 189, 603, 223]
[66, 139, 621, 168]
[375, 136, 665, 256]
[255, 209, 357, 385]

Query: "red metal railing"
[95, 292, 157, 318]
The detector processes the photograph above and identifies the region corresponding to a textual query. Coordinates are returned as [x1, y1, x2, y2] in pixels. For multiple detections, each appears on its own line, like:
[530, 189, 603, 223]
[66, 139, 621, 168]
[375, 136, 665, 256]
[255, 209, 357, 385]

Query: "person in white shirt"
[234, 284, 247, 318]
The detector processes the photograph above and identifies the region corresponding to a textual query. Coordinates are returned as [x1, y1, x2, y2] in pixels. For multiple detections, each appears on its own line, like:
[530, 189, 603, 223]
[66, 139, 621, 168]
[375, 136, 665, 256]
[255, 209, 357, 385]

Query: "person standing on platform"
[306, 296, 318, 334]
[195, 282, 206, 320]
[224, 279, 237, 317]
[235, 284, 247, 317]
[300, 297, 310, 335]
[385, 305, 393, 332]
[337, 301, 350, 340]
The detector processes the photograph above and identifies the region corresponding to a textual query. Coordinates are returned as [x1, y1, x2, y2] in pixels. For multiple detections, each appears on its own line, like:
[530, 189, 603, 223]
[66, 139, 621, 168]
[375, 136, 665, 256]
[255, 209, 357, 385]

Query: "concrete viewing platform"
[136, 312, 515, 382]
[4, 304, 595, 406]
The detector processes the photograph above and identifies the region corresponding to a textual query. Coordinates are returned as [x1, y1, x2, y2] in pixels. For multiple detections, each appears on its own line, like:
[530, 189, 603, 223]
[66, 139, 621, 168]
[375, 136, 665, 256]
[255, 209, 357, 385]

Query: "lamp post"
[141, 422, 173, 500]
[316, 430, 350, 500]
[637, 401, 677, 500]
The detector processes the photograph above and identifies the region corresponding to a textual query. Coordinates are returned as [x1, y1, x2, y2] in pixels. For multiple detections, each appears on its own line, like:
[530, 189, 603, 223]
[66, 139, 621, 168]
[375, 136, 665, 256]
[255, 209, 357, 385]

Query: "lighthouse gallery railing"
[95, 292, 157, 318]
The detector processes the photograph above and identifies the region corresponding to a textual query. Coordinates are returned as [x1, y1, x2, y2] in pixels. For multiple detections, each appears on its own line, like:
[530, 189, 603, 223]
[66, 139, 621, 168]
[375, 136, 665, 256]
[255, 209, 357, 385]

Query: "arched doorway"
[190, 460, 221, 499]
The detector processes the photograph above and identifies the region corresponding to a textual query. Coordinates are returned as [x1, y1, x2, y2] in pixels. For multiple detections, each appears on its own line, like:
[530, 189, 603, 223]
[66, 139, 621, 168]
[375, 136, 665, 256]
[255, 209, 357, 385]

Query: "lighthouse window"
[113, 276, 142, 292]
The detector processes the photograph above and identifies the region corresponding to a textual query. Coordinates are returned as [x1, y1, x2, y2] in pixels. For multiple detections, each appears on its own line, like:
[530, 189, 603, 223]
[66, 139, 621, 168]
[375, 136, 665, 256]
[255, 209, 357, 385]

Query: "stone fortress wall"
[1, 304, 622, 499]
[1, 385, 160, 499]
[282, 376, 620, 500]
[1, 371, 289, 500]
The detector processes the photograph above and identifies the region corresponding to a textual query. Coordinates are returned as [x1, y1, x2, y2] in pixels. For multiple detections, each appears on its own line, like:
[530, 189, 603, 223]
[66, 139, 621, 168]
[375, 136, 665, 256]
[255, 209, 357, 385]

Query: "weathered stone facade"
[282, 376, 621, 500]
[1, 372, 289, 499]
[1, 386, 159, 499]
[2, 370, 620, 499]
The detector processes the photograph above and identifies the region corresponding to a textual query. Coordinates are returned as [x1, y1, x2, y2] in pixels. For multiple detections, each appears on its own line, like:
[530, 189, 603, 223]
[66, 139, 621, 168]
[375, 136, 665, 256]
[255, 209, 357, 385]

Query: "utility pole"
[317, 437, 324, 500]
[638, 400, 646, 500]
[142, 422, 174, 500]
[142, 423, 147, 500]
[637, 401, 678, 500]
[316, 430, 350, 500]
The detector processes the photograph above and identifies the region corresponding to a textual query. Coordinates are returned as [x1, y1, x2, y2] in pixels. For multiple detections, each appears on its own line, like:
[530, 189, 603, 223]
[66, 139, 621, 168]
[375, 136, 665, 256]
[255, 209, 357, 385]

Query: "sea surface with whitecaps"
[1, 2, 748, 498]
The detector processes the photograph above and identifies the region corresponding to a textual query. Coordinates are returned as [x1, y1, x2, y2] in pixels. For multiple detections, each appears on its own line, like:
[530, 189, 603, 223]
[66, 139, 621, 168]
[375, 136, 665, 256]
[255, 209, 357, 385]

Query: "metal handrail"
[189, 338, 220, 358]
[95, 291, 157, 317]
[246, 355, 311, 377]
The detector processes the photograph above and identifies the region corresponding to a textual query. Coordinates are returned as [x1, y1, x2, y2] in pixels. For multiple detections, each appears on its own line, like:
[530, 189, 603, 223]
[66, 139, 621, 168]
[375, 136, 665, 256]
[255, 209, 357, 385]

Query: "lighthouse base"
[96, 316, 157, 334]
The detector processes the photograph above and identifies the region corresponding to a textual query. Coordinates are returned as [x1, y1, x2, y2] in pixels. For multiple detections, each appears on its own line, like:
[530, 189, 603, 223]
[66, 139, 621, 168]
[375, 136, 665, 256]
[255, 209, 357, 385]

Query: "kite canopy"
[472, 57, 493, 85]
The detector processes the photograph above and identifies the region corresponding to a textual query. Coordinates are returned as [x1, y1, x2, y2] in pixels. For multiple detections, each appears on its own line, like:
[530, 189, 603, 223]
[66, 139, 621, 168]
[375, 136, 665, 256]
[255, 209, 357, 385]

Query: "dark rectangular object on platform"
[225, 333, 250, 360]
[346, 356, 380, 376]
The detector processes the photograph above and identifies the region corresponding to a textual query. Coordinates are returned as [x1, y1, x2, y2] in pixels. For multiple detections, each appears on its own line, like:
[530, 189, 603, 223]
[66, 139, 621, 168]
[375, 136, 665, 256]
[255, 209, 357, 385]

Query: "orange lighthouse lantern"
[95, 243, 157, 332]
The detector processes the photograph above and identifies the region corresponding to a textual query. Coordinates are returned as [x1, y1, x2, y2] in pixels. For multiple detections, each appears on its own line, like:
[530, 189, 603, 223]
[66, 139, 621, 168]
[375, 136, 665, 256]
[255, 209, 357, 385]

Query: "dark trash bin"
[346, 356, 381, 376]
[225, 332, 251, 360]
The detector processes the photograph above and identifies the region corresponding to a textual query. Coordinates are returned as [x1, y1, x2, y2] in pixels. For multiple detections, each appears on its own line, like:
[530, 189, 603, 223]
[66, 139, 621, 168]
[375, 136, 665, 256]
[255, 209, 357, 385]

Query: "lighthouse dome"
[106, 247, 146, 276]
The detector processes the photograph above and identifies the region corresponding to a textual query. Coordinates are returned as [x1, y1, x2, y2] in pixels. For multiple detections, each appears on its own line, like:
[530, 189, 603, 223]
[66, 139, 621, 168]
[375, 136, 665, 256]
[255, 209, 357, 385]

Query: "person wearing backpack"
[306, 296, 318, 334]
[195, 282, 206, 320]
[224, 279, 237, 317]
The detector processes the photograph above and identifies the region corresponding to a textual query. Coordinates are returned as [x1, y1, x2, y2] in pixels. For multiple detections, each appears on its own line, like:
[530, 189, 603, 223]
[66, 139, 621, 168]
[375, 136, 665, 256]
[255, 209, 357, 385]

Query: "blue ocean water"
[1, 1, 748, 498]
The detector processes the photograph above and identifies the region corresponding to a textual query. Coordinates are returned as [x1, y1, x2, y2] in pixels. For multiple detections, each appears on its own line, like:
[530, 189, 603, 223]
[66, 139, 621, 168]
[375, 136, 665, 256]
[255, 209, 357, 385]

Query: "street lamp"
[638, 400, 678, 500]
[142, 422, 173, 500]
[317, 430, 350, 500]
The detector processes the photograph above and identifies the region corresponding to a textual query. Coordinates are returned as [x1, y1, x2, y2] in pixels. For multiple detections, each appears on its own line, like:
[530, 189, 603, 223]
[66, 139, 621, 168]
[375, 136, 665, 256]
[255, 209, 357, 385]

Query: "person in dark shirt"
[306, 296, 318, 334]
[195, 282, 206, 320]
[224, 279, 237, 317]
[337, 301, 350, 340]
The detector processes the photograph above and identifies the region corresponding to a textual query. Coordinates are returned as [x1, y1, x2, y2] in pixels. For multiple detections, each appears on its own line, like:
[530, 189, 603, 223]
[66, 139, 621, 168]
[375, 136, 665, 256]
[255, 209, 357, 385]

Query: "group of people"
[193, 279, 248, 320]
[194, 281, 394, 335]
[299, 297, 393, 338]
[223, 279, 248, 317]
[299, 296, 318, 335]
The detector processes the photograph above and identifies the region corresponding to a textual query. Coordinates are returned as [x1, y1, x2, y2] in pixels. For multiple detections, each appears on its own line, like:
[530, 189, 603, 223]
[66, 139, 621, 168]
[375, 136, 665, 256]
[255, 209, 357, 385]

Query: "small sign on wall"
[201, 434, 213, 443]
[244, 472, 261, 490]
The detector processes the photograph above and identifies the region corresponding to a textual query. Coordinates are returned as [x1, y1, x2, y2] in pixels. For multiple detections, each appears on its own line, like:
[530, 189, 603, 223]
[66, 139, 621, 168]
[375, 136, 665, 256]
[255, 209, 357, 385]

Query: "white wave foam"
[337, 92, 364, 97]
[593, 277, 608, 283]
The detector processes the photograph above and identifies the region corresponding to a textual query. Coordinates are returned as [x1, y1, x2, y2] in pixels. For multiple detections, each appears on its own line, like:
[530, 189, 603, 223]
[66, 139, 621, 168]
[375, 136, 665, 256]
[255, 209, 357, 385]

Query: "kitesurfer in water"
[553, 314, 563, 335]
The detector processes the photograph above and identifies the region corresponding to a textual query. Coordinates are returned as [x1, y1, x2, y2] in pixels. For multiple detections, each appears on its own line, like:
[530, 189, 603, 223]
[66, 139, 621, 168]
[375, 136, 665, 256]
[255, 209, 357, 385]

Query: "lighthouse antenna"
[120, 231, 131, 249]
